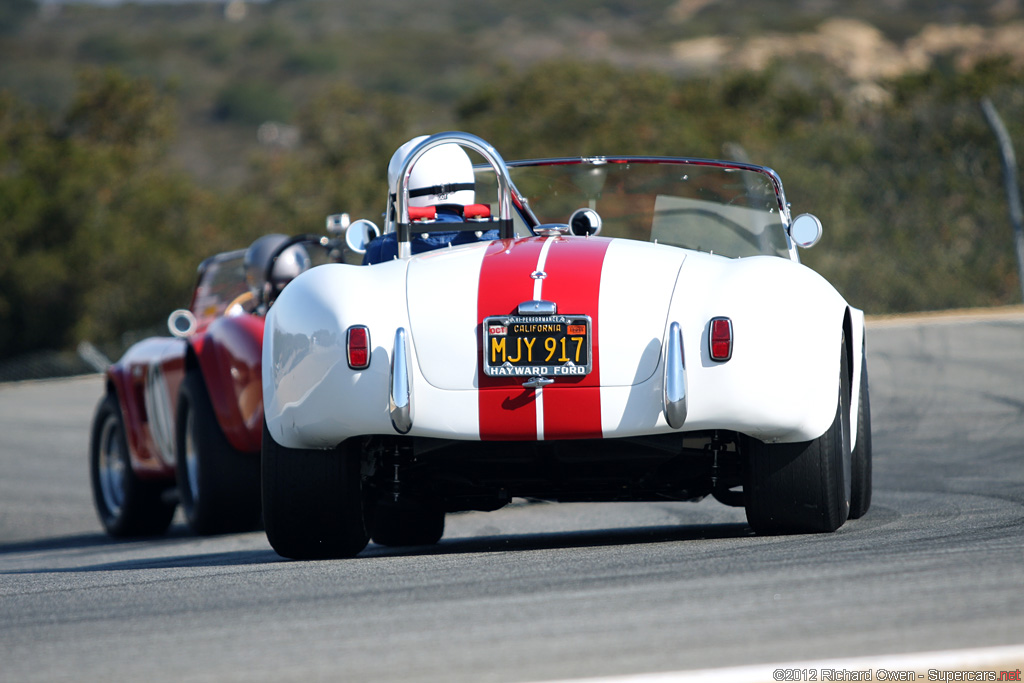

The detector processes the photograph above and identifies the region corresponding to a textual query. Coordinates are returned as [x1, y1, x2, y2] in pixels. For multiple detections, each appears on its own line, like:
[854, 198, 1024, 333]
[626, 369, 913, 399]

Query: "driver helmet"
[244, 234, 311, 301]
[387, 135, 476, 208]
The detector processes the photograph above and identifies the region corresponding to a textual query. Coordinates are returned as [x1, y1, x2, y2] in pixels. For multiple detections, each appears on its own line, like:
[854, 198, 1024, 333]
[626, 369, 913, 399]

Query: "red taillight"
[347, 326, 370, 370]
[709, 317, 732, 362]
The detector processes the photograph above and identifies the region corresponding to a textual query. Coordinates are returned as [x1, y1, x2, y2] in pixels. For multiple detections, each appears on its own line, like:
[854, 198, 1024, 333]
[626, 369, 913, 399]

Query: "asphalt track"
[1, 310, 1023, 682]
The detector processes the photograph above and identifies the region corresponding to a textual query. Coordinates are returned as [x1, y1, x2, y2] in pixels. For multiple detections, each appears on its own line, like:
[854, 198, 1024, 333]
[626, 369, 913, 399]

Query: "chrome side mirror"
[168, 309, 197, 338]
[789, 213, 822, 249]
[345, 219, 381, 255]
[569, 208, 602, 236]
[326, 213, 350, 236]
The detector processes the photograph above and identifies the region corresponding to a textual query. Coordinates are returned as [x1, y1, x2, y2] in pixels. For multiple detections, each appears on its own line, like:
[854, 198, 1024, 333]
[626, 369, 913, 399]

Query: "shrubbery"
[0, 70, 257, 359]
[2, 44, 1023, 360]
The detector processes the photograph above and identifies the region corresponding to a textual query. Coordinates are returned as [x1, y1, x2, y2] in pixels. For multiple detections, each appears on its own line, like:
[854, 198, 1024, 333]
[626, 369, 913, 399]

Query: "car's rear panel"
[264, 234, 854, 450]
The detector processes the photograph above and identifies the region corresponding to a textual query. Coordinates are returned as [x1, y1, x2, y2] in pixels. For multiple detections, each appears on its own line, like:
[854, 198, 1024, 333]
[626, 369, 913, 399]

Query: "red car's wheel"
[175, 370, 261, 535]
[744, 336, 852, 534]
[89, 394, 175, 537]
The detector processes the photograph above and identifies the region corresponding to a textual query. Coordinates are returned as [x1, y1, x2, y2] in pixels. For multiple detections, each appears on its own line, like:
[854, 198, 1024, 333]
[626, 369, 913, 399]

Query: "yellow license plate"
[482, 315, 592, 378]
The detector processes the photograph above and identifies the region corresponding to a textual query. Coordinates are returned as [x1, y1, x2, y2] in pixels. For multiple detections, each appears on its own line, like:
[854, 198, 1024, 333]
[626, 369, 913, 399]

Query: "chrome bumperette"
[663, 321, 688, 429]
[390, 327, 413, 434]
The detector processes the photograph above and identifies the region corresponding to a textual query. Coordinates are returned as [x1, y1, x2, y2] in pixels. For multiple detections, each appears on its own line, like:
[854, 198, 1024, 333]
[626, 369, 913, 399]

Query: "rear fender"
[668, 254, 850, 443]
[263, 260, 410, 449]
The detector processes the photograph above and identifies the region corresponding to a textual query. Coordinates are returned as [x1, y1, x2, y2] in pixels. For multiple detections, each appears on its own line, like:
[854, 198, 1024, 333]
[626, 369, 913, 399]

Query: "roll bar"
[391, 131, 535, 259]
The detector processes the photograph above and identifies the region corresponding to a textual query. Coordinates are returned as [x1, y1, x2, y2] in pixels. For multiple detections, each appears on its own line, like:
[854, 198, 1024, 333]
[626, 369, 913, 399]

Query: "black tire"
[89, 393, 176, 537]
[262, 423, 369, 560]
[849, 343, 872, 519]
[745, 337, 852, 534]
[370, 500, 445, 547]
[175, 370, 261, 535]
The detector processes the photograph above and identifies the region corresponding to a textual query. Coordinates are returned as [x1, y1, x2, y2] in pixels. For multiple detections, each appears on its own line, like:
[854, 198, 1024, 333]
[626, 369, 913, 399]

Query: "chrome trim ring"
[98, 414, 127, 518]
[184, 410, 200, 506]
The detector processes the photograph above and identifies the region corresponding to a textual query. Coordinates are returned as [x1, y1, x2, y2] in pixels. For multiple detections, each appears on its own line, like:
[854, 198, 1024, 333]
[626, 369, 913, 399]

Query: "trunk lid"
[407, 236, 684, 391]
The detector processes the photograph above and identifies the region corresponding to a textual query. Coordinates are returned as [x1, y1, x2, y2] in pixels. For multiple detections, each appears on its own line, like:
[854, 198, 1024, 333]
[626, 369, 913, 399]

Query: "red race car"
[88, 227, 359, 536]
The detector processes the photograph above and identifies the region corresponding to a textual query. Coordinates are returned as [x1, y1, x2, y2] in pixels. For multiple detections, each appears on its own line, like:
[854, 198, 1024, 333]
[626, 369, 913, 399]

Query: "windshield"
[476, 159, 792, 259]
[189, 250, 248, 322]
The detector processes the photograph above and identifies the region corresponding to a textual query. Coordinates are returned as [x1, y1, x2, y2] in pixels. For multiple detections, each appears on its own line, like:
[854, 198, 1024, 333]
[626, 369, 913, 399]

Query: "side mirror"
[569, 208, 602, 236]
[789, 213, 822, 249]
[168, 309, 197, 338]
[345, 219, 381, 255]
[326, 213, 350, 235]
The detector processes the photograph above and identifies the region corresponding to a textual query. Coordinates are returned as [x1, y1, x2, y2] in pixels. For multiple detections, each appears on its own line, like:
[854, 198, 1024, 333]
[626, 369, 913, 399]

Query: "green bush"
[77, 34, 135, 64]
[284, 47, 340, 75]
[3, 48, 1024, 361]
[0, 71, 255, 359]
[0, 0, 33, 35]
[213, 80, 292, 124]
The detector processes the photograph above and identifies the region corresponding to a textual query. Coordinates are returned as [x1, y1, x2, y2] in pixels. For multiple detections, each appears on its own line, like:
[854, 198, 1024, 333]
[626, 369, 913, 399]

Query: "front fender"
[192, 313, 265, 453]
[105, 336, 186, 479]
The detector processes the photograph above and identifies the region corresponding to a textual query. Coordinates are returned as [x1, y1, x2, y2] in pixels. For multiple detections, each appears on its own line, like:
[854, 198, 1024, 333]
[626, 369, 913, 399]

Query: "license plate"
[482, 315, 592, 377]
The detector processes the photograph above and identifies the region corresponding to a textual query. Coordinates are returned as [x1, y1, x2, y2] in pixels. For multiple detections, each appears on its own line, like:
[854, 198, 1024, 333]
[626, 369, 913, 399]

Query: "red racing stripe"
[477, 238, 546, 440]
[537, 237, 611, 439]
[476, 235, 612, 441]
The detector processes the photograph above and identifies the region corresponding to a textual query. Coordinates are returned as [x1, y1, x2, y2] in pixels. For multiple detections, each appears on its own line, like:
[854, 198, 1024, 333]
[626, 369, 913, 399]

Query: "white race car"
[261, 132, 872, 559]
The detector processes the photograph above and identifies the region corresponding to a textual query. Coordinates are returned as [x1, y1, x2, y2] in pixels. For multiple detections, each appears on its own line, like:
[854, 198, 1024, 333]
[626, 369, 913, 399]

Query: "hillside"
[4, 0, 1023, 184]
[2, 0, 1024, 363]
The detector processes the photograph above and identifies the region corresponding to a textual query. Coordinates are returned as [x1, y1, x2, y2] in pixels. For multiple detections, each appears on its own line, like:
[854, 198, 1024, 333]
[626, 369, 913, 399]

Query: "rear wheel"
[175, 370, 261, 535]
[745, 337, 852, 534]
[89, 394, 175, 537]
[849, 343, 872, 519]
[370, 499, 445, 547]
[262, 423, 369, 560]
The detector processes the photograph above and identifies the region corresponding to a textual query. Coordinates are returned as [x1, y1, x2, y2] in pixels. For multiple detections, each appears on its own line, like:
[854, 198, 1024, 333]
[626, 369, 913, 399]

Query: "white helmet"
[244, 234, 311, 300]
[387, 135, 476, 208]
